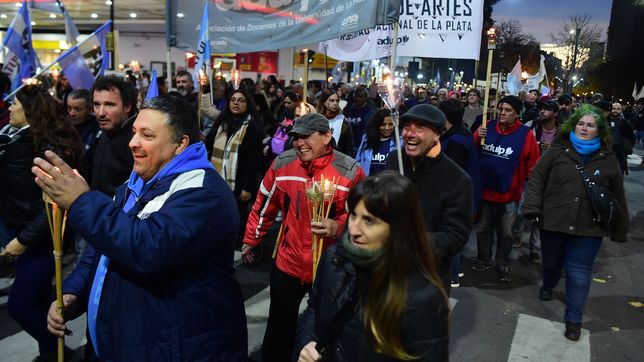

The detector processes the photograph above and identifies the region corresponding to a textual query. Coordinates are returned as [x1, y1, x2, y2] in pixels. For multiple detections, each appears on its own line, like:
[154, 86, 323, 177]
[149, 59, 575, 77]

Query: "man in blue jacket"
[34, 95, 247, 361]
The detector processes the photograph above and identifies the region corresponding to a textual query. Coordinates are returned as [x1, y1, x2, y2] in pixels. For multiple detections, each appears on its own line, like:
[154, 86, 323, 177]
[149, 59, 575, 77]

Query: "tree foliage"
[495, 20, 540, 74]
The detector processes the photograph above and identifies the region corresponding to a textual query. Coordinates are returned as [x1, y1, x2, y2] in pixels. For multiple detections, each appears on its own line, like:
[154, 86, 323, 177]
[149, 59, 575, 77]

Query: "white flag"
[506, 58, 523, 96]
[633, 83, 638, 100]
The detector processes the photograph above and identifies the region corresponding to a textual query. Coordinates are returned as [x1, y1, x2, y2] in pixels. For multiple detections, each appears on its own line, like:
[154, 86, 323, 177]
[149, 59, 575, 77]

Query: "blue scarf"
[570, 132, 601, 155]
[87, 142, 213, 356]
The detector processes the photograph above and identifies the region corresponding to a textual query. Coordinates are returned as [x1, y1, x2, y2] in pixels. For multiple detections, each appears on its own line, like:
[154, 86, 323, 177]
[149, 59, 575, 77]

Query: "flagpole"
[166, 47, 172, 90]
[3, 21, 112, 101]
[389, 20, 404, 176]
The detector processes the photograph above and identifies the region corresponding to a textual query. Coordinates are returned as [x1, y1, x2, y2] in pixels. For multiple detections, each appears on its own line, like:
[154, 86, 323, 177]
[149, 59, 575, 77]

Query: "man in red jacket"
[473, 95, 540, 283]
[242, 113, 365, 362]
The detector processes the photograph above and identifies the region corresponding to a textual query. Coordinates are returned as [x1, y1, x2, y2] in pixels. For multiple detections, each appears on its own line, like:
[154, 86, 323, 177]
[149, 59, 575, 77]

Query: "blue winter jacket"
[62, 166, 247, 361]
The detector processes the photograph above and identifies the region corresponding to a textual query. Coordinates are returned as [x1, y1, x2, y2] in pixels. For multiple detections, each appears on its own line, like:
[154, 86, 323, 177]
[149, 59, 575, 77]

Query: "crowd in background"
[0, 68, 640, 361]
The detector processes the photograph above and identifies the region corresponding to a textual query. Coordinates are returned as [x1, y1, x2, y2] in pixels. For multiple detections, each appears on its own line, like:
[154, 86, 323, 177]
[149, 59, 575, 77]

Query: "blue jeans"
[540, 229, 602, 323]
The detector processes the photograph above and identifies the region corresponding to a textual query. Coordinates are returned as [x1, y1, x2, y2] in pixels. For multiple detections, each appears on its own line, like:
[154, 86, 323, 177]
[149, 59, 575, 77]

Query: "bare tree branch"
[549, 13, 604, 71]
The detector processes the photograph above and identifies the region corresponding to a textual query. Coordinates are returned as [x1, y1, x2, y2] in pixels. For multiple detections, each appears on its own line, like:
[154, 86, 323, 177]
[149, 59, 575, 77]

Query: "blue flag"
[1, 0, 37, 92]
[54, 21, 111, 90]
[146, 69, 159, 100]
[192, 0, 210, 91]
[433, 70, 441, 92]
[30, 1, 80, 46]
[58, 1, 80, 46]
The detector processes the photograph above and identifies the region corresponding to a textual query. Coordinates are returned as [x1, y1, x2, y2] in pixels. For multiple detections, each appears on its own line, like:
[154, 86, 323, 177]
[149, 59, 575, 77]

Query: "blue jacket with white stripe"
[62, 167, 247, 361]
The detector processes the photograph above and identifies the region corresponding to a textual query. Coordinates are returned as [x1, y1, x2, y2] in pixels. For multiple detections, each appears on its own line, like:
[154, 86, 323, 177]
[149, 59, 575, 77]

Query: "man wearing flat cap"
[473, 95, 540, 283]
[386, 103, 473, 292]
[242, 113, 365, 362]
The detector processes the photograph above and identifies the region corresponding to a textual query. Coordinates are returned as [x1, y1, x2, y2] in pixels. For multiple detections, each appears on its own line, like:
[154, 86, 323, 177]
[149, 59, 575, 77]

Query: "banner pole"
[480, 27, 496, 146]
[166, 47, 172, 89]
[390, 21, 399, 72]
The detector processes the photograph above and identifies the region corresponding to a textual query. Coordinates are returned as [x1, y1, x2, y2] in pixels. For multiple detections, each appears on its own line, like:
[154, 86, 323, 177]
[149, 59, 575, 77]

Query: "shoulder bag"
[575, 163, 622, 230]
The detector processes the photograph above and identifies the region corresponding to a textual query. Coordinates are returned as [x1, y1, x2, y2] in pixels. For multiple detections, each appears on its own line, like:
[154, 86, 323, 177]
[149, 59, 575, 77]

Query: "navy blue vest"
[479, 120, 529, 193]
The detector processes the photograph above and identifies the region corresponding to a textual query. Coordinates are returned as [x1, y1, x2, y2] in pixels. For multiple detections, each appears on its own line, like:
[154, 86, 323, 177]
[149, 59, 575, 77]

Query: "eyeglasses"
[230, 97, 247, 104]
[429, 97, 438, 101]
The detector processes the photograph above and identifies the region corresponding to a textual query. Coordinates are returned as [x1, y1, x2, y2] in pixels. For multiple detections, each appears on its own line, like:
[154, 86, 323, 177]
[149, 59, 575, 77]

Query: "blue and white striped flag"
[192, 0, 210, 91]
[1, 0, 37, 92]
[145, 69, 159, 100]
[29, 0, 79, 46]
[54, 21, 111, 90]
[58, 0, 80, 46]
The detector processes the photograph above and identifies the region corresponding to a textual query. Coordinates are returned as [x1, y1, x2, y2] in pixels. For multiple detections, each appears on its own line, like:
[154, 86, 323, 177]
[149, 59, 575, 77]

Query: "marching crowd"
[0, 70, 638, 361]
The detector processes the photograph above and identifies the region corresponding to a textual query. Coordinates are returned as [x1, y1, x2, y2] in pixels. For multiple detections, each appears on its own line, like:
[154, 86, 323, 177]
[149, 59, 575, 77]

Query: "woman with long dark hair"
[354, 108, 398, 176]
[317, 89, 354, 156]
[523, 104, 628, 341]
[296, 171, 449, 361]
[0, 84, 81, 361]
[206, 89, 263, 239]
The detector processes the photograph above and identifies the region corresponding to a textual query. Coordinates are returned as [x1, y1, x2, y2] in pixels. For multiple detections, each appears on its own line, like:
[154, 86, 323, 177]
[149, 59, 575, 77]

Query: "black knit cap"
[498, 95, 522, 114]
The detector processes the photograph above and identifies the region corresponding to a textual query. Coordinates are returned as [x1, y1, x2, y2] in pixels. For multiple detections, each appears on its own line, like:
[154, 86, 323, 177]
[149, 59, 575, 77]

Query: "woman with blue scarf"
[523, 104, 628, 342]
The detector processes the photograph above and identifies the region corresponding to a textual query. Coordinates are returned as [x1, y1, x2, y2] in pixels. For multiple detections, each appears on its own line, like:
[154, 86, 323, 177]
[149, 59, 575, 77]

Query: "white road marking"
[509, 314, 590, 362]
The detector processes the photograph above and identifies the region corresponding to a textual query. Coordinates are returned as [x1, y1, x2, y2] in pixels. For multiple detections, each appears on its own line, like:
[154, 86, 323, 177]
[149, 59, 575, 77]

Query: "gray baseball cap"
[289, 113, 331, 136]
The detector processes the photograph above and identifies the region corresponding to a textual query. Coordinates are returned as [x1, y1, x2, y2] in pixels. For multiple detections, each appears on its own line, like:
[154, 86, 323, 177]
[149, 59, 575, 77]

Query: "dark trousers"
[262, 266, 311, 362]
[8, 246, 57, 356]
[540, 229, 602, 323]
[476, 200, 517, 267]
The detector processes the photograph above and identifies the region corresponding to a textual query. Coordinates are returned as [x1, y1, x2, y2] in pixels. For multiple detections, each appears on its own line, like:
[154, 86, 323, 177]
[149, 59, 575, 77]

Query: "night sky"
[492, 0, 613, 44]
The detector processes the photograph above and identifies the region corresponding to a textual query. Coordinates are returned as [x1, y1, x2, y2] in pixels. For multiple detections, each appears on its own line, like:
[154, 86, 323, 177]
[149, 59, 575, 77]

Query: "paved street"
[1, 151, 643, 361]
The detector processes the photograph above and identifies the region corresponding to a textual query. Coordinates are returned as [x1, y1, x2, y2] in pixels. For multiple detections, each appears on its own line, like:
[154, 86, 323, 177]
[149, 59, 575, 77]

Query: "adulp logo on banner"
[322, 0, 484, 61]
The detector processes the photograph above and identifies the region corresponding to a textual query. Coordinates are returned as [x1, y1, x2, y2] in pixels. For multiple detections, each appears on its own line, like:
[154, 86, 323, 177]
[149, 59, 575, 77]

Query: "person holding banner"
[472, 96, 540, 283]
[242, 113, 365, 362]
[39, 95, 248, 361]
[0, 84, 81, 361]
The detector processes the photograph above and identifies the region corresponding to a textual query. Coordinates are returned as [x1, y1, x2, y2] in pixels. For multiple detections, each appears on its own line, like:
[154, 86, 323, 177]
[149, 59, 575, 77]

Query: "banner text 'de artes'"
[169, 0, 401, 53]
[321, 0, 484, 61]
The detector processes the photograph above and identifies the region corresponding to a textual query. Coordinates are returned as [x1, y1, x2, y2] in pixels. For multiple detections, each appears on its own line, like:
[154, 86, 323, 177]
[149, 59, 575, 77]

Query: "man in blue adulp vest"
[472, 95, 540, 283]
[34, 96, 248, 361]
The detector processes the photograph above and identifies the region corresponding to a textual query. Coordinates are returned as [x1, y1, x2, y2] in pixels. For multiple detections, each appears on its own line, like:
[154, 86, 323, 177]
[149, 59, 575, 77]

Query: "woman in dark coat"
[0, 85, 81, 360]
[523, 104, 628, 342]
[206, 89, 263, 239]
[317, 90, 354, 157]
[295, 171, 449, 362]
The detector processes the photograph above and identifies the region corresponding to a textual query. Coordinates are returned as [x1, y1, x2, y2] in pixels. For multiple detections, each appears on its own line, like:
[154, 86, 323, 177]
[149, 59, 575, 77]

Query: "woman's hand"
[240, 190, 252, 203]
[311, 218, 338, 238]
[298, 342, 321, 362]
[0, 238, 26, 260]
